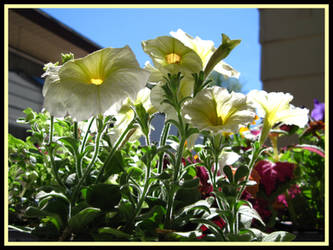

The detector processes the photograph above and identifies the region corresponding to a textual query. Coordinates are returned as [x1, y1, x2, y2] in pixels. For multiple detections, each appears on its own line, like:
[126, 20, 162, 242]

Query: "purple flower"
[311, 98, 325, 121]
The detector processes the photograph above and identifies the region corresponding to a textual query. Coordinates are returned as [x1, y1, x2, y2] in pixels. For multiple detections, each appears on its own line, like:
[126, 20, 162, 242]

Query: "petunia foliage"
[7, 30, 325, 243]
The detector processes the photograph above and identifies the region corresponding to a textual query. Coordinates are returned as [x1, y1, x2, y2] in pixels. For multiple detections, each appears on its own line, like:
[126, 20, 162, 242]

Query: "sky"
[41, 7, 262, 93]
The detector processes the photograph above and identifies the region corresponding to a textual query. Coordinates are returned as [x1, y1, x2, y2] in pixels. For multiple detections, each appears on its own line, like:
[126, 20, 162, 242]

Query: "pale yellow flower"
[170, 28, 240, 79]
[142, 35, 204, 120]
[219, 150, 241, 175]
[107, 87, 156, 144]
[143, 30, 240, 120]
[183, 86, 256, 134]
[42, 46, 150, 121]
[142, 35, 203, 77]
[247, 90, 309, 144]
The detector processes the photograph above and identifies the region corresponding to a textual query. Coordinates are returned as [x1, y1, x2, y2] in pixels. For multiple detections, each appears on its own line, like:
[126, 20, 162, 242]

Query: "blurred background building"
[259, 8, 325, 109]
[8, 9, 102, 139]
[259, 8, 325, 145]
[7, 8, 326, 141]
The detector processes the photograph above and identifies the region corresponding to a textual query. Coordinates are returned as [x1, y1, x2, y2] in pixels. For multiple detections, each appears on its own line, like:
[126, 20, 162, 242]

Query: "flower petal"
[183, 86, 255, 134]
[142, 36, 203, 75]
[43, 46, 150, 121]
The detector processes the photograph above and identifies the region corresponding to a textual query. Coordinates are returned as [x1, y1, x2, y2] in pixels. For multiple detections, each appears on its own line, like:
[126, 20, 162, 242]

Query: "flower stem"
[80, 117, 95, 154]
[71, 122, 104, 205]
[125, 159, 151, 233]
[236, 144, 260, 201]
[48, 116, 66, 189]
[269, 134, 280, 162]
[95, 119, 135, 183]
[73, 121, 78, 140]
[158, 121, 170, 174]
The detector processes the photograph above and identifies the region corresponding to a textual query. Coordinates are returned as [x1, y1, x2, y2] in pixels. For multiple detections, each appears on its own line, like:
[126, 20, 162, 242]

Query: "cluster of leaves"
[278, 122, 325, 231]
[8, 112, 289, 242]
[9, 76, 325, 243]
[228, 121, 325, 233]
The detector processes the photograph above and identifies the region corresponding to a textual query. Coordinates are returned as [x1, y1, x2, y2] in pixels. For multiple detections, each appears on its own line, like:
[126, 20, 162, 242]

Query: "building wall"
[259, 8, 325, 109]
[8, 51, 45, 139]
[259, 8, 325, 146]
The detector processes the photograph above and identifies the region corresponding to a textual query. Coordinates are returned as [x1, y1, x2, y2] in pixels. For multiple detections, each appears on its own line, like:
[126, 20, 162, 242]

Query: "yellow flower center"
[90, 78, 104, 85]
[165, 53, 182, 64]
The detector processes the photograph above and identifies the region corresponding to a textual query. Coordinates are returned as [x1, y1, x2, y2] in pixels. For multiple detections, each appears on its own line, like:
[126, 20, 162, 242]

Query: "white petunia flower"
[42, 46, 150, 121]
[219, 150, 241, 175]
[247, 90, 309, 145]
[107, 87, 156, 144]
[170, 28, 240, 79]
[183, 86, 256, 134]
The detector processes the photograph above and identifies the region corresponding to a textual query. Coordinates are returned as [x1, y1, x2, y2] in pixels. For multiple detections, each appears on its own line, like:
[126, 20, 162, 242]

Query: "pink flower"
[196, 166, 213, 197]
[274, 184, 301, 208]
[254, 160, 295, 195]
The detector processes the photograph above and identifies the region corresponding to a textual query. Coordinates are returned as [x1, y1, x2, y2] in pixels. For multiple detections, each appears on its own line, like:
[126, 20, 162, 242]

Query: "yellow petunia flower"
[183, 86, 256, 134]
[247, 90, 309, 145]
[42, 46, 150, 121]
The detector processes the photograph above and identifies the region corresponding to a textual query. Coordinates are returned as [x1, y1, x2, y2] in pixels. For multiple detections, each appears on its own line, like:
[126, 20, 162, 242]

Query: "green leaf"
[262, 231, 296, 242]
[152, 171, 171, 180]
[226, 232, 253, 241]
[8, 134, 25, 148]
[103, 150, 124, 177]
[135, 103, 149, 133]
[223, 165, 234, 183]
[127, 166, 144, 178]
[190, 218, 224, 236]
[181, 177, 200, 188]
[238, 205, 265, 226]
[25, 206, 48, 218]
[169, 230, 203, 241]
[23, 107, 35, 122]
[234, 165, 249, 183]
[36, 190, 70, 204]
[204, 33, 241, 77]
[182, 199, 212, 215]
[294, 144, 325, 158]
[86, 184, 121, 211]
[68, 207, 102, 233]
[25, 206, 64, 231]
[244, 228, 268, 241]
[58, 136, 79, 154]
[40, 197, 70, 228]
[98, 227, 131, 239]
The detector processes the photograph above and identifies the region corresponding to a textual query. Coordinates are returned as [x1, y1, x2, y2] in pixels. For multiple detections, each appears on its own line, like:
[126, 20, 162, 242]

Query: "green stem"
[73, 121, 78, 140]
[285, 190, 298, 228]
[74, 151, 82, 179]
[165, 109, 186, 229]
[158, 122, 170, 174]
[165, 185, 177, 229]
[95, 119, 135, 183]
[270, 134, 280, 162]
[173, 137, 186, 183]
[71, 125, 104, 205]
[144, 131, 150, 146]
[213, 154, 219, 187]
[48, 116, 66, 189]
[49, 115, 54, 145]
[80, 117, 95, 154]
[125, 160, 151, 232]
[236, 145, 260, 201]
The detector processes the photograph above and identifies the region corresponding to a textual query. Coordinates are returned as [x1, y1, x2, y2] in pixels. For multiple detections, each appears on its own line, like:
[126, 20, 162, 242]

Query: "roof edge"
[12, 8, 102, 53]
